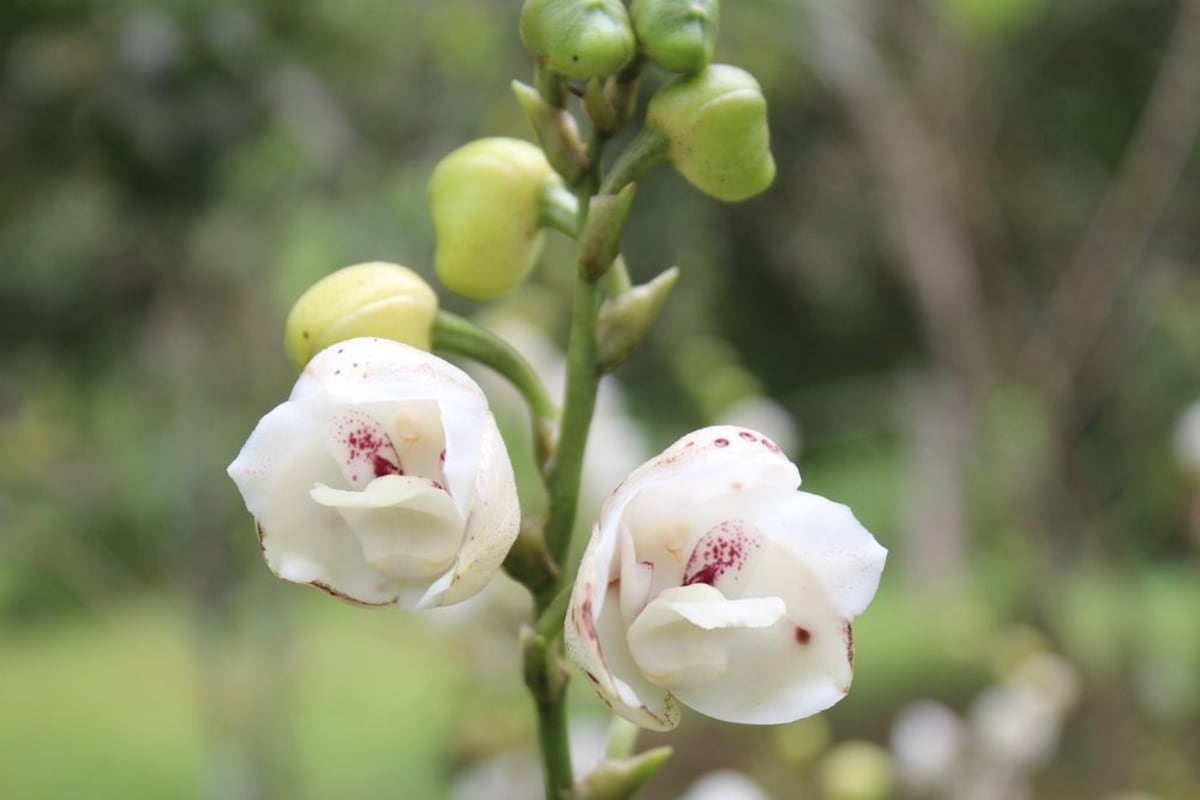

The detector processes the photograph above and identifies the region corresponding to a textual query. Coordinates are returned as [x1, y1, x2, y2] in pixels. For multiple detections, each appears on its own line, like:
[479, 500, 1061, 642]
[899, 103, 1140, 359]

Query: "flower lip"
[227, 337, 521, 609]
[565, 425, 887, 729]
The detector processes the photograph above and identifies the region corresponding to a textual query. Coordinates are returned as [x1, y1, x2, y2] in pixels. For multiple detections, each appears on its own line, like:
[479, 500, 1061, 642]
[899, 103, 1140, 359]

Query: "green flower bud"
[646, 64, 775, 202]
[284, 262, 438, 372]
[520, 0, 636, 80]
[429, 138, 561, 301]
[631, 0, 720, 74]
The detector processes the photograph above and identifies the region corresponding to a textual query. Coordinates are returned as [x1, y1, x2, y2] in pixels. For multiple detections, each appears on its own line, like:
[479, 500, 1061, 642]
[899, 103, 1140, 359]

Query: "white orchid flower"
[227, 337, 520, 609]
[565, 425, 887, 730]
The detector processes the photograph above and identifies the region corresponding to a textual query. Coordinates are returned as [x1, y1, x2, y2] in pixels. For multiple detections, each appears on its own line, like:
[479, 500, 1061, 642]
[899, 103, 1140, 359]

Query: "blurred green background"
[2, 0, 1199, 798]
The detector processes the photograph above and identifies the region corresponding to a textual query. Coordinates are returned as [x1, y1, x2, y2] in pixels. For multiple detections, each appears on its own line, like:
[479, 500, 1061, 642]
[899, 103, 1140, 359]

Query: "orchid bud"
[520, 0, 636, 81]
[284, 262, 438, 373]
[646, 64, 775, 202]
[631, 0, 720, 74]
[429, 137, 561, 301]
[565, 426, 887, 730]
[227, 337, 521, 609]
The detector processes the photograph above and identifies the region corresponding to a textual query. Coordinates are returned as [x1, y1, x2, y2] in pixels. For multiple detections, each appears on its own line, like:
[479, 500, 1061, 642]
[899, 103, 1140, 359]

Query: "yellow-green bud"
[520, 0, 636, 81]
[631, 0, 719, 74]
[284, 262, 438, 372]
[646, 64, 775, 202]
[429, 138, 561, 301]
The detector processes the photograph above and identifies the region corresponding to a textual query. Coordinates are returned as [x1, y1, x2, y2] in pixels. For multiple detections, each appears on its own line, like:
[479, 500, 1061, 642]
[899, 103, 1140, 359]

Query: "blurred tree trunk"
[801, 0, 989, 596]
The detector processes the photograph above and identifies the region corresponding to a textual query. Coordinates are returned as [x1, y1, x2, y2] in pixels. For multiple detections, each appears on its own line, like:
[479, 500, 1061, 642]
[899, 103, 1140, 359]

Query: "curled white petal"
[419, 418, 521, 608]
[566, 424, 887, 729]
[227, 337, 520, 609]
[627, 584, 785, 690]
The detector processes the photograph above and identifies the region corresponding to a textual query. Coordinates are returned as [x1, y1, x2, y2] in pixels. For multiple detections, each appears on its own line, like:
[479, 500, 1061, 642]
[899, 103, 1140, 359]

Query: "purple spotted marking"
[683, 520, 761, 588]
[333, 411, 403, 480]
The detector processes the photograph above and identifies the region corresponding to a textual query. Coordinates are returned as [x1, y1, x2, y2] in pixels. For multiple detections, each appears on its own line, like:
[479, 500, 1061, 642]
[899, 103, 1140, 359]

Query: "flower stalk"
[432, 310, 560, 468]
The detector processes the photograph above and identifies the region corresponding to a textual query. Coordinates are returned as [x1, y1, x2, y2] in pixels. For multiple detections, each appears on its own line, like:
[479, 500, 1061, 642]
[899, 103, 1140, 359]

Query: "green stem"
[528, 146, 612, 800]
[543, 275, 602, 571]
[432, 311, 559, 468]
[524, 630, 574, 799]
[539, 183, 582, 239]
[531, 219, 604, 800]
[600, 128, 668, 195]
[536, 689, 573, 799]
[536, 583, 574, 639]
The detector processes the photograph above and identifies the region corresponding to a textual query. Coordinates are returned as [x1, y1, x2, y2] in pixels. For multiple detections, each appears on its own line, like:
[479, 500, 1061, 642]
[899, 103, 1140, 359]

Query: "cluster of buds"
[516, 0, 774, 204]
[412, 0, 777, 308]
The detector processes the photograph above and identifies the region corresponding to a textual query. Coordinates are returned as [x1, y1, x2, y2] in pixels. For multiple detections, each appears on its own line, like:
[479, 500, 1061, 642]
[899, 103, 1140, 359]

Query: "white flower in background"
[227, 337, 519, 609]
[680, 770, 772, 800]
[1172, 400, 1200, 474]
[969, 682, 1060, 770]
[969, 650, 1080, 772]
[1008, 652, 1080, 716]
[566, 425, 887, 730]
[889, 700, 965, 793]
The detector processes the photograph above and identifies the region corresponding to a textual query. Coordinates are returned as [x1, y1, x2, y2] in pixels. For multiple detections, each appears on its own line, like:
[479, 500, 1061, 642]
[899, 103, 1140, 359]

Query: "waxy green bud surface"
[429, 138, 560, 300]
[521, 0, 636, 80]
[647, 64, 775, 202]
[285, 262, 438, 372]
[631, 0, 720, 74]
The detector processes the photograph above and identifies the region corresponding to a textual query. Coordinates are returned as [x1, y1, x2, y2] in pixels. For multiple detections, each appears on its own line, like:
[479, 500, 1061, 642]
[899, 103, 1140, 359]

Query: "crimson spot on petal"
[683, 519, 762, 589]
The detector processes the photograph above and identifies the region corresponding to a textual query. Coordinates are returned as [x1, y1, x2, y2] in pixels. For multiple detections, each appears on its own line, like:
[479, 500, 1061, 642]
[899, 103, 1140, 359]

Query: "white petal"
[627, 584, 785, 690]
[294, 337, 489, 411]
[615, 488, 773, 603]
[310, 475, 464, 580]
[564, 523, 679, 730]
[594, 584, 679, 726]
[228, 401, 400, 606]
[740, 489, 887, 619]
[603, 426, 799, 599]
[672, 542, 856, 724]
[389, 399, 449, 481]
[439, 400, 485, 520]
[603, 425, 800, 530]
[418, 414, 520, 608]
[618, 525, 655, 623]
